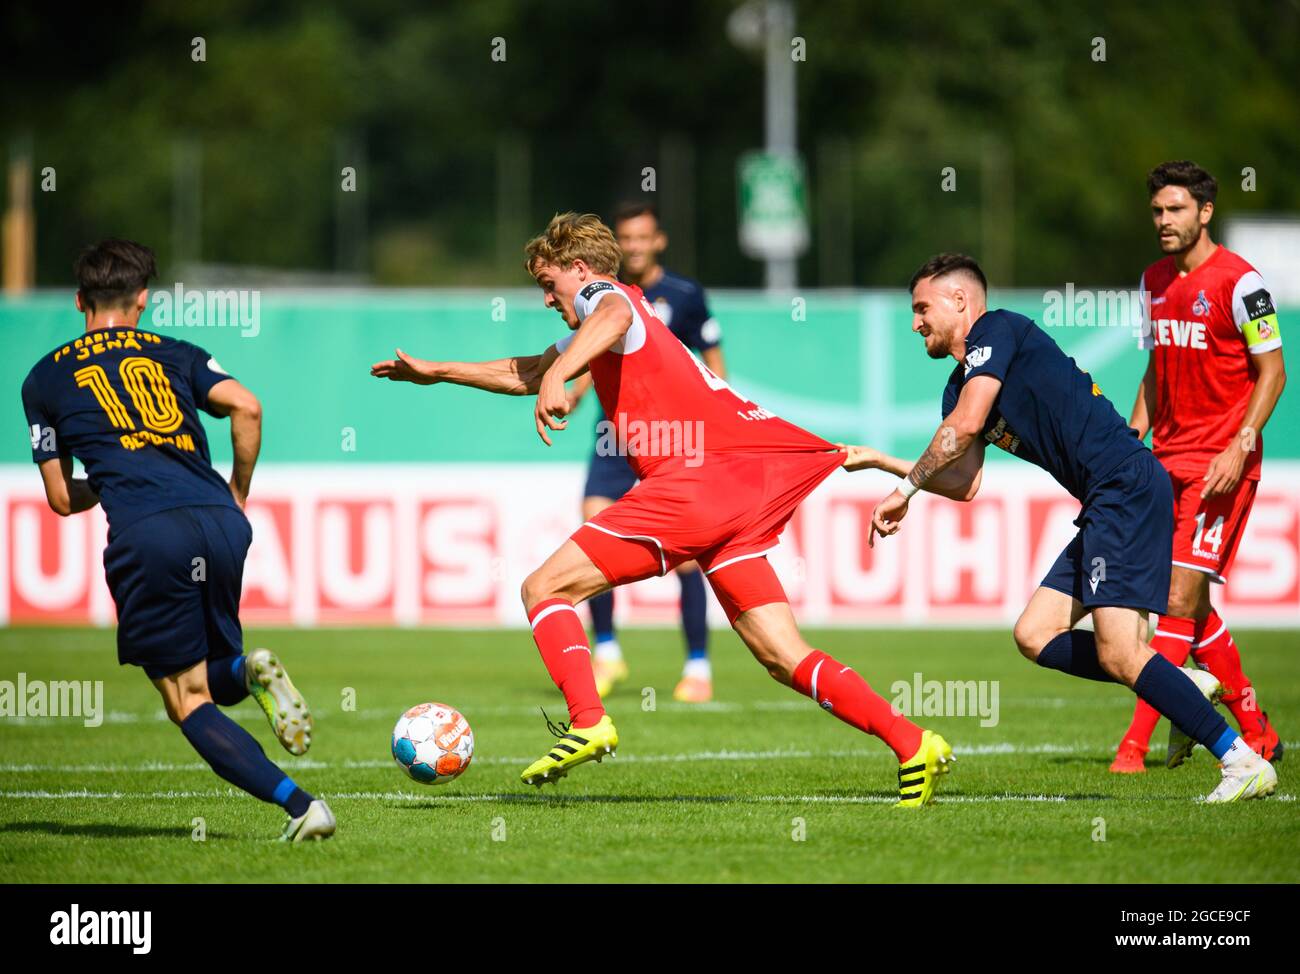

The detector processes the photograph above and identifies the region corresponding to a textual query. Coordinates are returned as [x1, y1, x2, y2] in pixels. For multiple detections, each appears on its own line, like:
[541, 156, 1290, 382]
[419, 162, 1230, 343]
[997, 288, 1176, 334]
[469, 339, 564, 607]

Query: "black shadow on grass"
[0, 821, 234, 840]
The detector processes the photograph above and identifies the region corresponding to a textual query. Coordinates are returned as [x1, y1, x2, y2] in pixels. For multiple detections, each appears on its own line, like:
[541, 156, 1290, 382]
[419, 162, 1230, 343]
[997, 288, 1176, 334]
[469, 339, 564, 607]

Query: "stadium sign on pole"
[738, 150, 809, 265]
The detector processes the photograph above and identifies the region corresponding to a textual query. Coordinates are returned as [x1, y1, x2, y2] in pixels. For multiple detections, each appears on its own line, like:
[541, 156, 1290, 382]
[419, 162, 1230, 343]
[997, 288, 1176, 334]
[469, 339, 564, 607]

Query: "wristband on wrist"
[899, 476, 920, 499]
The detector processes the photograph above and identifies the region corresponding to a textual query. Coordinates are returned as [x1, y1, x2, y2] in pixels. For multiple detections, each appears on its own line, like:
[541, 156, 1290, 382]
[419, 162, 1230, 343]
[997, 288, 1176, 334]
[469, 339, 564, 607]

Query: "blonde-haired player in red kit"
[372, 212, 954, 806]
[1111, 161, 1287, 773]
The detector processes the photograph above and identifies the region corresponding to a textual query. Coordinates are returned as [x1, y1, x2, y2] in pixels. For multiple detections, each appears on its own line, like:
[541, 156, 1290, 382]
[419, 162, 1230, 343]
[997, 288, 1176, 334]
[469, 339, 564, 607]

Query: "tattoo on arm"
[908, 424, 962, 489]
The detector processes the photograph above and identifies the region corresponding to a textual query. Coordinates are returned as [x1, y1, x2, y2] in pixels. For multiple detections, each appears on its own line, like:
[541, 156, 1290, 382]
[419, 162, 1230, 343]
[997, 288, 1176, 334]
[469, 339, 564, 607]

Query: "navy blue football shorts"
[103, 505, 252, 680]
[583, 447, 639, 501]
[1040, 450, 1174, 615]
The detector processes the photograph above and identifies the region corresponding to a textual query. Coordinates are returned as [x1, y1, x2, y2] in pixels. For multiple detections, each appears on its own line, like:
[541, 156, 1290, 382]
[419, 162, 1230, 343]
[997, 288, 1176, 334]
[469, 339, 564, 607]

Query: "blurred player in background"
[373, 213, 955, 807]
[1110, 161, 1286, 773]
[565, 201, 725, 703]
[849, 253, 1276, 802]
[20, 239, 334, 842]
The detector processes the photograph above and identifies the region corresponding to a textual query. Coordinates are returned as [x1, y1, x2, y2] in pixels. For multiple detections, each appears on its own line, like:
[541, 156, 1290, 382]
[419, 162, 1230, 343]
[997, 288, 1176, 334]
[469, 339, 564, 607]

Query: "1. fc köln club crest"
[1192, 289, 1212, 316]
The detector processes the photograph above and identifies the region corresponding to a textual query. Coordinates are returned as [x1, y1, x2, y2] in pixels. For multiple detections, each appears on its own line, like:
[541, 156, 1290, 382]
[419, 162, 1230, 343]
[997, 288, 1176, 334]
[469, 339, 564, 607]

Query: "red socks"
[528, 598, 605, 728]
[792, 650, 922, 761]
[1192, 609, 1261, 735]
[1122, 615, 1196, 747]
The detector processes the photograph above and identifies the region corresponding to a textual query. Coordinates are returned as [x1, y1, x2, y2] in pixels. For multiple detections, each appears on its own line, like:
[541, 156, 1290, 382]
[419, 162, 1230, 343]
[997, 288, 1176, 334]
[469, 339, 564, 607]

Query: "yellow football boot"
[592, 656, 629, 699]
[520, 713, 619, 787]
[895, 730, 955, 807]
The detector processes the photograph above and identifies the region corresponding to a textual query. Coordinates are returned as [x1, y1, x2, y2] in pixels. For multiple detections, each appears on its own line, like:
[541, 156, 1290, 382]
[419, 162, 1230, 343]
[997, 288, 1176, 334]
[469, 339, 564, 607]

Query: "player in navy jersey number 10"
[841, 253, 1276, 803]
[20, 239, 334, 841]
[565, 202, 726, 703]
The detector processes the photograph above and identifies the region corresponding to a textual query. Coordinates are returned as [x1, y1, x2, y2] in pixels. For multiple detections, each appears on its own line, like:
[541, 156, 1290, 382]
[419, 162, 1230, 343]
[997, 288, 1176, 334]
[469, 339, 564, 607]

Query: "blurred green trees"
[3, 0, 1297, 287]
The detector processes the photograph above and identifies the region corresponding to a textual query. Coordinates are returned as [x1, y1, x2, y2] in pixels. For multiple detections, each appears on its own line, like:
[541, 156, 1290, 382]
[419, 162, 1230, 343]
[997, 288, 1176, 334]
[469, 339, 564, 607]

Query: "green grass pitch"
[1, 626, 1296, 883]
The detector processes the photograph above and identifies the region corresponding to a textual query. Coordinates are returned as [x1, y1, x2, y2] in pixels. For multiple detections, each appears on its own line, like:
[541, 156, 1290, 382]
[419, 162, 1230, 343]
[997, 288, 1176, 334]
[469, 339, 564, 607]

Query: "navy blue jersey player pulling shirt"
[868, 253, 1268, 802]
[942, 309, 1172, 612]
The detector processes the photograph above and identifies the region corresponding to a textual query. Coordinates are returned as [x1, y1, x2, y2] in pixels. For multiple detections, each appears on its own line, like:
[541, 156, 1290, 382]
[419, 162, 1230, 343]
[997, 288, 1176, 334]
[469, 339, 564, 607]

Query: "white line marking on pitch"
[0, 742, 1149, 774]
[0, 696, 1140, 727]
[1, 788, 1291, 804]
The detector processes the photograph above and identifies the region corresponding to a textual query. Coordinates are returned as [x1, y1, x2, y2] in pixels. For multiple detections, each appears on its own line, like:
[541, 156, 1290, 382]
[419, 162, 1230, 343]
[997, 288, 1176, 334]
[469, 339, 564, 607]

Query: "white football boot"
[1205, 751, 1277, 803]
[246, 648, 313, 755]
[280, 800, 336, 842]
[1166, 667, 1223, 769]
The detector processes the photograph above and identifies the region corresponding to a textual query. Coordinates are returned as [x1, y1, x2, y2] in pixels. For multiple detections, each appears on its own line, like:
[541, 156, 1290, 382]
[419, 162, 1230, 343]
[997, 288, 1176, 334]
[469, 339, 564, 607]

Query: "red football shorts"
[1168, 466, 1257, 583]
[705, 555, 790, 624]
[571, 450, 845, 609]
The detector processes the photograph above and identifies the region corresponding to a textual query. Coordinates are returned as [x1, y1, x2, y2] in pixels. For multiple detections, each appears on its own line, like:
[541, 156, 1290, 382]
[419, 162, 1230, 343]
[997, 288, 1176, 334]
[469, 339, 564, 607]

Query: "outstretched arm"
[38, 456, 99, 517]
[370, 344, 571, 397]
[868, 375, 1000, 545]
[841, 440, 985, 502]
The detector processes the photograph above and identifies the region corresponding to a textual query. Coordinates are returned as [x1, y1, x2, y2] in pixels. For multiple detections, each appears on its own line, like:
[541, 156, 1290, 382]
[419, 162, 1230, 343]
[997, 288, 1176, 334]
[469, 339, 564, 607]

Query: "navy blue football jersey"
[640, 269, 721, 352]
[22, 328, 239, 537]
[941, 309, 1145, 501]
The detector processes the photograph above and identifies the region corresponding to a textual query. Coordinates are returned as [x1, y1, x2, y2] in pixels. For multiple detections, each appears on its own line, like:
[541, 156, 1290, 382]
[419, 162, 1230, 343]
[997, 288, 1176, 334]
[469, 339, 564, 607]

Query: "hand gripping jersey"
[1139, 246, 1283, 482]
[556, 279, 833, 480]
[21, 328, 239, 538]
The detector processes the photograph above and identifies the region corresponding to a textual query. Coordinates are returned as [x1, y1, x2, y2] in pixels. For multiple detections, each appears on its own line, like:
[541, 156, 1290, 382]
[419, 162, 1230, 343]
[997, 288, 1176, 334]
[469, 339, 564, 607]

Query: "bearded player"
[845, 252, 1275, 803]
[565, 202, 725, 703]
[1110, 161, 1286, 773]
[372, 212, 954, 806]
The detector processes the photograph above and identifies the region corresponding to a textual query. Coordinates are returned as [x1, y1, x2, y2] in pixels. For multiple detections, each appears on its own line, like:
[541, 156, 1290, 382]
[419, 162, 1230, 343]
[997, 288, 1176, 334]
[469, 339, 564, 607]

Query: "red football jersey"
[1139, 245, 1283, 481]
[555, 278, 833, 481]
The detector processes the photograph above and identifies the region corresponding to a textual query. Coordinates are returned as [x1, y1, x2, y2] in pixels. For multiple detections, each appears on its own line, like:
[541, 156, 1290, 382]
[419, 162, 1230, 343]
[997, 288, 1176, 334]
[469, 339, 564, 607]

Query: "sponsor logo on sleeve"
[963, 345, 992, 375]
[207, 357, 228, 375]
[579, 281, 615, 301]
[1244, 288, 1276, 320]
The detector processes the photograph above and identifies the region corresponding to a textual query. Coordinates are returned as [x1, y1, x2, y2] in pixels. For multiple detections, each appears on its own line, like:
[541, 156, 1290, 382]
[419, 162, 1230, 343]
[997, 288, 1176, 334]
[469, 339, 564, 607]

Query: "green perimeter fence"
[3, 289, 1294, 466]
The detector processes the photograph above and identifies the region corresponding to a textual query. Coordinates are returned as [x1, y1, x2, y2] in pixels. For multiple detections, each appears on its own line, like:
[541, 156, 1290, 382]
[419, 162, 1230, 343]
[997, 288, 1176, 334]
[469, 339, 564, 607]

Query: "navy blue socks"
[679, 568, 709, 660]
[1133, 654, 1235, 758]
[1036, 629, 1237, 759]
[181, 703, 313, 817]
[207, 655, 249, 706]
[589, 591, 615, 645]
[1035, 630, 1114, 682]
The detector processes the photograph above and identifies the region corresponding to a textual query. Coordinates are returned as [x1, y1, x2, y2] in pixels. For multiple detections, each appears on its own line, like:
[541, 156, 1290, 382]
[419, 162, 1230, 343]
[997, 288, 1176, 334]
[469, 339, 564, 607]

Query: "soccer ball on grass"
[391, 702, 474, 785]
